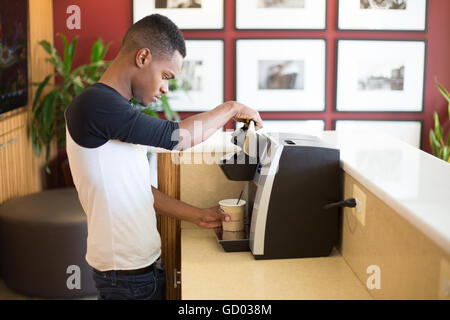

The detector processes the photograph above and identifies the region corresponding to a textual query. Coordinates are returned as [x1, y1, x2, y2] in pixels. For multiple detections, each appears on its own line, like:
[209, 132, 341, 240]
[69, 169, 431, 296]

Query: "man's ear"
[135, 48, 152, 68]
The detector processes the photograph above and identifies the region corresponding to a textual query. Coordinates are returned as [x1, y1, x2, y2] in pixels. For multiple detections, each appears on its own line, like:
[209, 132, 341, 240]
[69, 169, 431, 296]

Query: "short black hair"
[121, 14, 186, 59]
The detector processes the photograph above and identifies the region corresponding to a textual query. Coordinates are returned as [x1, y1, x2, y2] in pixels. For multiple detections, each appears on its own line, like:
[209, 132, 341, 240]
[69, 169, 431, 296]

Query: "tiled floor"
[0, 278, 96, 300]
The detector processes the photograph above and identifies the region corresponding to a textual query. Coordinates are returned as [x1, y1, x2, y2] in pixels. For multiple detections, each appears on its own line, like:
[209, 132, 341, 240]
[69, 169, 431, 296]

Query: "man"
[64, 14, 263, 300]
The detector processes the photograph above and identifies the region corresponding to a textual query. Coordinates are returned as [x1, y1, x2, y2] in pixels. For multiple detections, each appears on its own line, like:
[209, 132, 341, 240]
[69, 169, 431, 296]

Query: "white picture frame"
[338, 0, 428, 31]
[335, 120, 422, 148]
[133, 0, 224, 30]
[168, 40, 224, 111]
[236, 39, 326, 112]
[336, 40, 426, 112]
[235, 0, 327, 30]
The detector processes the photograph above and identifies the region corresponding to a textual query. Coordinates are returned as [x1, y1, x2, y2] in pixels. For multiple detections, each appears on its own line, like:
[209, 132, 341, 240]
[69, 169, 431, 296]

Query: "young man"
[64, 14, 263, 300]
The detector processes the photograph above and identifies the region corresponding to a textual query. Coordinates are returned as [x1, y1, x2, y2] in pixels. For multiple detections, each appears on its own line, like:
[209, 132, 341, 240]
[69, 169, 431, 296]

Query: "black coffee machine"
[218, 129, 341, 260]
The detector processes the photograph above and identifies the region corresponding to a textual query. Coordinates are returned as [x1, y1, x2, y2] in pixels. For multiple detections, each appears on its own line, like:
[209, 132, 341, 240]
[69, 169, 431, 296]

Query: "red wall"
[53, 0, 450, 153]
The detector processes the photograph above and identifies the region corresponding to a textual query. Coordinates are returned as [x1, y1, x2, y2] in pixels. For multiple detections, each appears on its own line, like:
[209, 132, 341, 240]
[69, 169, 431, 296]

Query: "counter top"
[181, 228, 372, 300]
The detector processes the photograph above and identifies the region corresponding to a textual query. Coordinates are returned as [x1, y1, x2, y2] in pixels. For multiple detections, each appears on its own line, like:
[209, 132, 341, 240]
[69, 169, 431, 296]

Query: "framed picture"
[236, 119, 325, 134]
[235, 0, 327, 30]
[168, 39, 224, 112]
[0, 0, 28, 114]
[133, 0, 224, 30]
[338, 0, 428, 31]
[334, 120, 422, 148]
[336, 40, 426, 112]
[236, 39, 326, 112]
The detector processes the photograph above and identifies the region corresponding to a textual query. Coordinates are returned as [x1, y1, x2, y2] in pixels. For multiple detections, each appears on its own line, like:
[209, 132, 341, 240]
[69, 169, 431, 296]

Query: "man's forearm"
[177, 101, 237, 149]
[151, 186, 199, 223]
[152, 187, 230, 229]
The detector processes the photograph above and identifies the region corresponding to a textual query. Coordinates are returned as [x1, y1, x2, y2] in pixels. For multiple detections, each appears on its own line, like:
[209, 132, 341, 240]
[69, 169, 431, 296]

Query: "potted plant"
[31, 34, 181, 187]
[429, 78, 450, 162]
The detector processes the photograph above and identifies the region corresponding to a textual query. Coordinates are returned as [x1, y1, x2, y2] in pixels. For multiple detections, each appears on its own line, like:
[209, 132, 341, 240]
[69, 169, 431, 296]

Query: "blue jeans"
[92, 259, 166, 300]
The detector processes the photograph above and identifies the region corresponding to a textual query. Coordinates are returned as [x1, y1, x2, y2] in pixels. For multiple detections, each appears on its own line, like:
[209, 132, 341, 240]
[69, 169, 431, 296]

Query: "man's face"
[132, 49, 183, 106]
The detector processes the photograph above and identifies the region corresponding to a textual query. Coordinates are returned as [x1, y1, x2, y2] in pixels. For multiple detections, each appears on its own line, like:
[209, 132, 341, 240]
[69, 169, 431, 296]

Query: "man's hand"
[194, 206, 231, 229]
[153, 187, 232, 228]
[231, 101, 263, 130]
[177, 101, 263, 150]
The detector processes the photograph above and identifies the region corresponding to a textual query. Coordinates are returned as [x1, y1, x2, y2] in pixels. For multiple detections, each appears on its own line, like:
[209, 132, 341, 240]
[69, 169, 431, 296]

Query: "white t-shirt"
[65, 83, 179, 271]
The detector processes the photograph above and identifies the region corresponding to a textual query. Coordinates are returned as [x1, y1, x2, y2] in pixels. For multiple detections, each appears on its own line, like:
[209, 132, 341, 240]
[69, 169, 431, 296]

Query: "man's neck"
[99, 57, 133, 101]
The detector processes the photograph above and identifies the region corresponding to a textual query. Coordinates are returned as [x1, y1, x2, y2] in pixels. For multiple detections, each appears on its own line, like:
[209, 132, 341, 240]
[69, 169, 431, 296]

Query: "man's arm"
[176, 101, 263, 150]
[153, 102, 260, 226]
[151, 186, 230, 228]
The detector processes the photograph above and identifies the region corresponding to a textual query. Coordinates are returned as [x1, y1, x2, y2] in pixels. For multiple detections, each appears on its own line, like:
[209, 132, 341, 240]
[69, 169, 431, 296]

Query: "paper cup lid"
[219, 199, 246, 206]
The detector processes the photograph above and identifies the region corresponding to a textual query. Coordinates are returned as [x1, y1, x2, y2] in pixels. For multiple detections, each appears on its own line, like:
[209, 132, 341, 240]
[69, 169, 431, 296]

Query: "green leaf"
[36, 91, 57, 146]
[438, 147, 444, 159]
[90, 38, 103, 63]
[44, 140, 52, 165]
[433, 112, 444, 145]
[30, 125, 42, 157]
[59, 33, 78, 76]
[60, 33, 70, 73]
[93, 38, 110, 62]
[158, 94, 180, 121]
[38, 40, 53, 55]
[71, 76, 85, 96]
[435, 77, 450, 103]
[68, 36, 78, 64]
[429, 132, 436, 155]
[39, 40, 64, 76]
[32, 74, 53, 111]
[87, 38, 110, 77]
[141, 108, 159, 118]
[429, 130, 441, 157]
[442, 146, 450, 162]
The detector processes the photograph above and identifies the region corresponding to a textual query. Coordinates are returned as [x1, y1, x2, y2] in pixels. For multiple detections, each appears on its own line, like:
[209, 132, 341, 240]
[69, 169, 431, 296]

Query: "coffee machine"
[217, 128, 341, 260]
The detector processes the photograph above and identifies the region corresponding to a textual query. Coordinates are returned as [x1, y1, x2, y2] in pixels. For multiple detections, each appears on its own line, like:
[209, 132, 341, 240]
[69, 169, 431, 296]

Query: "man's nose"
[160, 81, 169, 95]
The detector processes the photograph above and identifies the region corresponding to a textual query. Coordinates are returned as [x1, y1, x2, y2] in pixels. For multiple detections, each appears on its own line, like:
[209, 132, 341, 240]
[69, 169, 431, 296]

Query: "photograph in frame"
[155, 0, 202, 9]
[167, 40, 224, 112]
[336, 40, 426, 112]
[235, 0, 326, 30]
[236, 39, 326, 112]
[133, 0, 224, 29]
[335, 120, 422, 148]
[338, 0, 428, 31]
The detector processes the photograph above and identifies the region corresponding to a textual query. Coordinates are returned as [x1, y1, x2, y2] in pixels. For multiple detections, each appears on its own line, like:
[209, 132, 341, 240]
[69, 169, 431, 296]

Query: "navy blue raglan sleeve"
[101, 101, 180, 150]
[65, 84, 180, 150]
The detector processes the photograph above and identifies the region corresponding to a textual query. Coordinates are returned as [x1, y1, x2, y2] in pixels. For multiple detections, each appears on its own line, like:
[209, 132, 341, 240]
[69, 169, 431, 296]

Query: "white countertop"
[152, 129, 450, 255]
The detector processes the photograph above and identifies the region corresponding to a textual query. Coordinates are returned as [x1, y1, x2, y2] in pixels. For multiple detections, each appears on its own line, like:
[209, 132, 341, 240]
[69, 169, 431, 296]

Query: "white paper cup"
[220, 199, 246, 232]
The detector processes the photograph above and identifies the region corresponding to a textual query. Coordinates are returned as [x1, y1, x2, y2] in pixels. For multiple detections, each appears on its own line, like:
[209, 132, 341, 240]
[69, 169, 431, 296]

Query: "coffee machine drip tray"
[214, 226, 250, 252]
